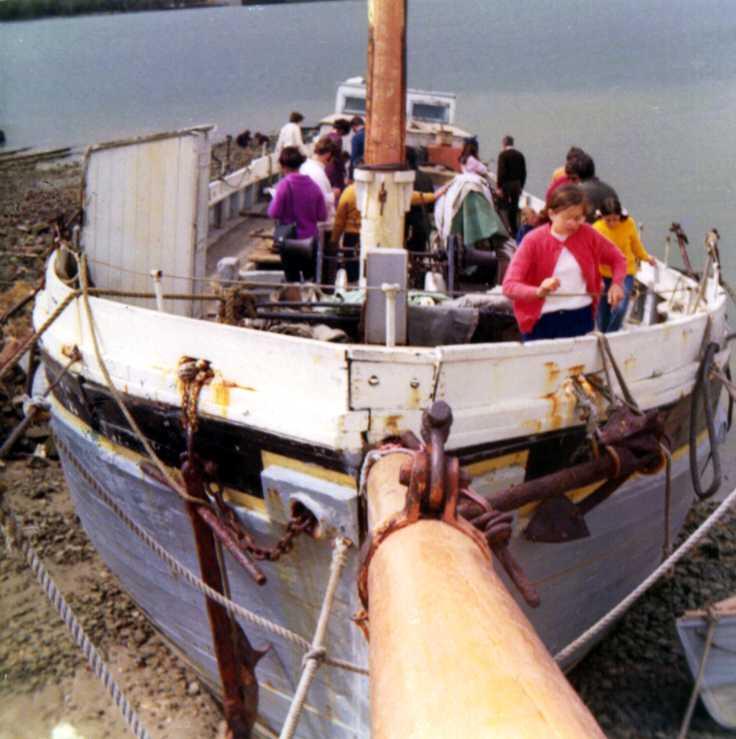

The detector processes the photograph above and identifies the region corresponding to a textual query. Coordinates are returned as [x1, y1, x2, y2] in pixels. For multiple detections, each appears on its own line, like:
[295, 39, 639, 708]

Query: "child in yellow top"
[593, 197, 656, 333]
[331, 182, 448, 282]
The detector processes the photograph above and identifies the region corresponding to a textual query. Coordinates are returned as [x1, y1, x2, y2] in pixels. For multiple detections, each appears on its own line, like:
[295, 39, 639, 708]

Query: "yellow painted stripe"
[465, 450, 529, 477]
[261, 450, 356, 489]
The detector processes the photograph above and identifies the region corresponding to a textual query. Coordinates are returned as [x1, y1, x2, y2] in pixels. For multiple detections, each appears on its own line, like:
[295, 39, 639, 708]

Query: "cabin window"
[411, 102, 450, 123]
[342, 96, 366, 115]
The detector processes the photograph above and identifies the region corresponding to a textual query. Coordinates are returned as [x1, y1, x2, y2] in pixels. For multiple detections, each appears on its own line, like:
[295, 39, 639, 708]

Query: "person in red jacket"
[502, 185, 626, 341]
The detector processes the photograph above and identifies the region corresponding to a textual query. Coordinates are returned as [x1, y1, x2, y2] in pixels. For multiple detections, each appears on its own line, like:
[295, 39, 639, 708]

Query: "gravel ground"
[1, 152, 735, 739]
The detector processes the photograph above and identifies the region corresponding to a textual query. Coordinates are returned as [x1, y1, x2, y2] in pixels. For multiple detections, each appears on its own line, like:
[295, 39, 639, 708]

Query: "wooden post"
[364, 454, 606, 739]
[365, 0, 407, 166]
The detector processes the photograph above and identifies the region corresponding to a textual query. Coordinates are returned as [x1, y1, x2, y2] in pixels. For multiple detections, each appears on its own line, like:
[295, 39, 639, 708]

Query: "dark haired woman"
[503, 185, 626, 341]
[593, 197, 655, 333]
[325, 120, 350, 194]
[459, 138, 489, 176]
[267, 146, 326, 240]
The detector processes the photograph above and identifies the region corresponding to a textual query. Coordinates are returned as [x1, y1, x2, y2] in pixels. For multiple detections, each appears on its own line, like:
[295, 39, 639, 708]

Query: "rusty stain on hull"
[544, 361, 560, 394]
[545, 392, 563, 430]
[383, 414, 402, 436]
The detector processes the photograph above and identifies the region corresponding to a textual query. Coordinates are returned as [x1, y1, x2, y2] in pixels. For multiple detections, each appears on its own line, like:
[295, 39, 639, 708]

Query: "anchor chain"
[173, 357, 316, 581]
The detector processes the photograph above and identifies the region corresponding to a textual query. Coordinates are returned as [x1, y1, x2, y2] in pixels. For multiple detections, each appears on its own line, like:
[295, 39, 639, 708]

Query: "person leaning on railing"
[502, 185, 626, 342]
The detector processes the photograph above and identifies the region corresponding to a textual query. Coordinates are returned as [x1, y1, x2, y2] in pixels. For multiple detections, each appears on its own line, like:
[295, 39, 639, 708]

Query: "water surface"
[2, 0, 736, 268]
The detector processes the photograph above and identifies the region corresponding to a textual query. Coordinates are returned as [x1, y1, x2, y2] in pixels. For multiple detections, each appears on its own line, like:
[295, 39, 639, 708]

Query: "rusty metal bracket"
[358, 401, 532, 610]
[510, 406, 669, 544]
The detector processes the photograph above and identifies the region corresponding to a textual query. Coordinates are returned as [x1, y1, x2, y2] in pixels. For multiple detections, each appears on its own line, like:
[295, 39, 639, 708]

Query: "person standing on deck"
[325, 119, 350, 195]
[496, 135, 527, 236]
[300, 136, 337, 224]
[268, 147, 327, 241]
[350, 116, 365, 175]
[459, 138, 490, 177]
[593, 197, 655, 333]
[574, 152, 619, 223]
[503, 185, 626, 341]
[275, 111, 307, 157]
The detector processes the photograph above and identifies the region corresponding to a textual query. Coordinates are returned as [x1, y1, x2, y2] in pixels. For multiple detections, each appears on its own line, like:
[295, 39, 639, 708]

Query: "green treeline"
[0, 0, 209, 21]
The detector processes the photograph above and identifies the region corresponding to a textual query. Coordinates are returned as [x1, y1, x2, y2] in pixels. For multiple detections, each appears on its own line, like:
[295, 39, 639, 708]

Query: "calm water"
[2, 0, 736, 271]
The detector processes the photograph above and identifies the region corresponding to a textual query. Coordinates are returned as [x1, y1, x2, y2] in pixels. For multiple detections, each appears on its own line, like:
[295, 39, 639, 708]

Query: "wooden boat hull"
[48, 378, 723, 736]
[33, 128, 732, 736]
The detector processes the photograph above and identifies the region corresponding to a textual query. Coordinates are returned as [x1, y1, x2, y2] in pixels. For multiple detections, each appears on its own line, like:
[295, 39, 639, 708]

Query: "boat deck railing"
[206, 148, 281, 242]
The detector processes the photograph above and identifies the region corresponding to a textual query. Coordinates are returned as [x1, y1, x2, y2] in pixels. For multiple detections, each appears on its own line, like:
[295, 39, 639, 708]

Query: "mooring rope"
[78, 256, 197, 506]
[554, 482, 736, 665]
[54, 435, 368, 677]
[279, 537, 352, 739]
[0, 505, 153, 739]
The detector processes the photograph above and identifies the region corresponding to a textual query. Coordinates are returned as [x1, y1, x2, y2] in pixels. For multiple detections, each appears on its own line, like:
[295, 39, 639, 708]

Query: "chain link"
[177, 356, 315, 564]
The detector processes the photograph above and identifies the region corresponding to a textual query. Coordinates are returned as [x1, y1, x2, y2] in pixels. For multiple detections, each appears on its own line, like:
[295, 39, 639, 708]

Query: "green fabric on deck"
[450, 192, 509, 244]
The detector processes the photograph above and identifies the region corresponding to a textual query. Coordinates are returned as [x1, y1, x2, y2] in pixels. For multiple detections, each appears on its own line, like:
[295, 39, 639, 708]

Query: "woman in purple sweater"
[268, 146, 327, 239]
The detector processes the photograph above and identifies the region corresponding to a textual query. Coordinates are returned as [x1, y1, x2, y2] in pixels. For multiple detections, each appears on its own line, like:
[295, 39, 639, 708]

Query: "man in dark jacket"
[571, 151, 619, 222]
[496, 135, 527, 235]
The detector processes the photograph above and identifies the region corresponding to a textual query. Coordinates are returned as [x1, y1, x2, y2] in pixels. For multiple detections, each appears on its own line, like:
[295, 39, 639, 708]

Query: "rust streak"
[384, 414, 402, 436]
[545, 392, 562, 430]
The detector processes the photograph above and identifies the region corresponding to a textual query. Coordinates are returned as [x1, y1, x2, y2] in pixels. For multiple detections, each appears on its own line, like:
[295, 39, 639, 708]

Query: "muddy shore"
[1, 153, 735, 738]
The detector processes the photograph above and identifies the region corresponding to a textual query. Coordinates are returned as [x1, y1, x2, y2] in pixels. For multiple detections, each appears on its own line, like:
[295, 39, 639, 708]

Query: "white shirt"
[275, 122, 306, 156]
[541, 238, 592, 314]
[300, 158, 335, 223]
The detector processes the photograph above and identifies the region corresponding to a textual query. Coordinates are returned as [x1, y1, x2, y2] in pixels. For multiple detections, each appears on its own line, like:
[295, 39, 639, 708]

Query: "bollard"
[150, 270, 165, 312]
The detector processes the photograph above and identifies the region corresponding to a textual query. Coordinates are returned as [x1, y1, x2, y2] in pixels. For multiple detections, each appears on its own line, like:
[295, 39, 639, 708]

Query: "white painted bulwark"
[81, 128, 212, 316]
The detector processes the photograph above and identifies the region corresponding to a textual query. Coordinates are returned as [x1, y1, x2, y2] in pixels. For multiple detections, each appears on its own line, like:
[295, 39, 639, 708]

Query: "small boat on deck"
[29, 2, 732, 735]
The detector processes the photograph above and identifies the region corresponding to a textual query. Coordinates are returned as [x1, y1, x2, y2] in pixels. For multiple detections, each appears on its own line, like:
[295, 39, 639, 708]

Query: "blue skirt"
[522, 304, 594, 341]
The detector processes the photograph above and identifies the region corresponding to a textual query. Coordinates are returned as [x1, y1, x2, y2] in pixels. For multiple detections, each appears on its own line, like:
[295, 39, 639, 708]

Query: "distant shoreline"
[0, 0, 343, 22]
[0, 1, 219, 23]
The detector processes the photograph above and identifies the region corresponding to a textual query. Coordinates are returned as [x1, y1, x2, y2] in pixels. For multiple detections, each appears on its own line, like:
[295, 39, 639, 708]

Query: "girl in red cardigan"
[503, 185, 627, 341]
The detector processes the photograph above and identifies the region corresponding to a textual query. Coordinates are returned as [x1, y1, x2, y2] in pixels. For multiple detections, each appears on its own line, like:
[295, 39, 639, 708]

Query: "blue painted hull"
[51, 396, 714, 736]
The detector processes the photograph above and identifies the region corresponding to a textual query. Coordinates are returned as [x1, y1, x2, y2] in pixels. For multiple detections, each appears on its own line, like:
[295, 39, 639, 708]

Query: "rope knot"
[177, 358, 199, 382]
[302, 647, 327, 668]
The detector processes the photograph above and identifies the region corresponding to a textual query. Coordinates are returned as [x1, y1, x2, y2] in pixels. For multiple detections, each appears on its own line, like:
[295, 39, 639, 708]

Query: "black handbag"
[274, 221, 297, 243]
[273, 178, 297, 245]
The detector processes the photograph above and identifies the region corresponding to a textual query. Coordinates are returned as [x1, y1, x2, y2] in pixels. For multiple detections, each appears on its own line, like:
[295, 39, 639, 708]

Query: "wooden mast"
[365, 0, 407, 166]
[363, 406, 607, 737]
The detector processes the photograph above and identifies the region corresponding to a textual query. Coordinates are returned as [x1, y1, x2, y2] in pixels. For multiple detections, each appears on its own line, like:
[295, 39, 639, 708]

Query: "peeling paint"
[544, 361, 560, 390]
[383, 414, 403, 436]
[211, 381, 230, 411]
[544, 392, 562, 430]
[408, 382, 423, 410]
[522, 418, 543, 433]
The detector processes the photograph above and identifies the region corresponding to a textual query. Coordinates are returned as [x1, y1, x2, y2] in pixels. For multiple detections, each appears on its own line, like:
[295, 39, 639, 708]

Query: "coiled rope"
[0, 505, 152, 739]
[54, 435, 368, 677]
